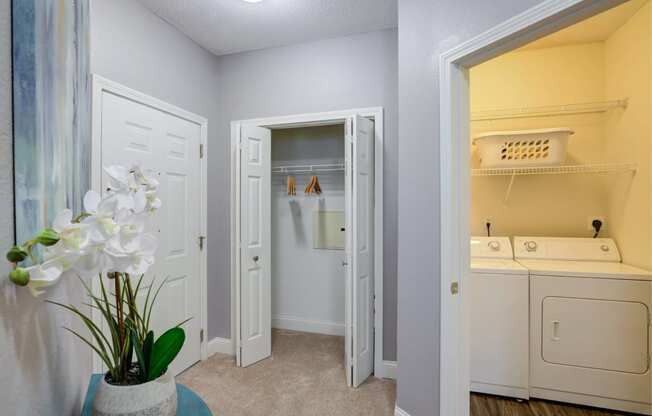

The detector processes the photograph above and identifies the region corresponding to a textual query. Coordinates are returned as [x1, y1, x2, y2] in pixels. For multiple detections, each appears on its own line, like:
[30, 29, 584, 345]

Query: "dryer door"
[542, 297, 649, 374]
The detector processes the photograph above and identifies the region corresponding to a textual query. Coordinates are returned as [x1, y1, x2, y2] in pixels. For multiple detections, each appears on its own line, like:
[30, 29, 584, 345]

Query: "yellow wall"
[470, 43, 608, 238]
[469, 3, 652, 270]
[604, 2, 652, 269]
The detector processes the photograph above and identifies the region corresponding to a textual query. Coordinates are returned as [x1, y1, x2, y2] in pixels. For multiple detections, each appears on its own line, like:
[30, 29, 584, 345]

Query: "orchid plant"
[6, 165, 186, 385]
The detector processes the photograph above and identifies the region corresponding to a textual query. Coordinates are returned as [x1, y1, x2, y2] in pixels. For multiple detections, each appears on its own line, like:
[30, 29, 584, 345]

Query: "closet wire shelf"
[471, 99, 628, 121]
[473, 163, 638, 204]
[272, 163, 345, 174]
[472, 163, 638, 177]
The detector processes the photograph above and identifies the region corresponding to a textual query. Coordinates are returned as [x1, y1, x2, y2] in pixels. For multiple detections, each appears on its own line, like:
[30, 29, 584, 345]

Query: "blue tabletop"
[81, 374, 212, 416]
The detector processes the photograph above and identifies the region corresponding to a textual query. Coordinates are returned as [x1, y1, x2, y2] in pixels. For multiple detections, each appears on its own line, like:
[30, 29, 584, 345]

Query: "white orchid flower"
[82, 191, 120, 243]
[51, 209, 90, 252]
[105, 232, 158, 276]
[145, 190, 162, 213]
[25, 257, 69, 297]
[103, 165, 132, 192]
[12, 164, 162, 296]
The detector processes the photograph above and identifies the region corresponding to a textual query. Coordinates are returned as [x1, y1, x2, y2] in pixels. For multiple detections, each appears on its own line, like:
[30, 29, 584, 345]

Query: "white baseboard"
[379, 360, 397, 380]
[205, 337, 234, 357]
[394, 406, 411, 416]
[272, 314, 344, 336]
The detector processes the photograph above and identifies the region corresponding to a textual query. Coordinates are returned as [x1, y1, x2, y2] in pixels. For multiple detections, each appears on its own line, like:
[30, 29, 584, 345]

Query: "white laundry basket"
[473, 128, 574, 168]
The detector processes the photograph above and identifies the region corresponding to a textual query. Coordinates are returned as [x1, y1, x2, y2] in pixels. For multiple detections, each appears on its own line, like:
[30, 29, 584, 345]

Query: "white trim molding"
[380, 360, 397, 380]
[90, 74, 209, 371]
[394, 406, 411, 416]
[438, 1, 627, 415]
[230, 107, 385, 376]
[272, 315, 345, 336]
[206, 337, 235, 357]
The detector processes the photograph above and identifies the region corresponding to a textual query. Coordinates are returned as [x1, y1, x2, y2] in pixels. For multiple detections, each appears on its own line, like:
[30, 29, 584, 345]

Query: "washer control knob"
[488, 241, 500, 251]
[525, 241, 538, 252]
[600, 244, 610, 252]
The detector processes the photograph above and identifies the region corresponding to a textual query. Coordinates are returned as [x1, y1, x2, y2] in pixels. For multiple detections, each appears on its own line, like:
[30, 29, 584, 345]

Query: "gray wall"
[90, 0, 223, 343]
[396, 0, 543, 415]
[213, 29, 399, 360]
[0, 0, 90, 414]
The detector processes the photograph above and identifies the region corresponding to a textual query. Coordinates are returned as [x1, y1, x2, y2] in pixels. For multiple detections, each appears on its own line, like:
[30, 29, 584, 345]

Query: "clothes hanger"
[287, 175, 296, 196]
[304, 175, 322, 195]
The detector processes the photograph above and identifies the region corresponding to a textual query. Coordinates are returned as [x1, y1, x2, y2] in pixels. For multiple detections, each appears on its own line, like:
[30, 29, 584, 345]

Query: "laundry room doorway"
[438, 0, 652, 415]
[230, 108, 385, 388]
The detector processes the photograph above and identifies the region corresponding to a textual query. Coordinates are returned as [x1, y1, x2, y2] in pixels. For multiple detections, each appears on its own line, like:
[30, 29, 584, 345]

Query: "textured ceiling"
[137, 0, 398, 56]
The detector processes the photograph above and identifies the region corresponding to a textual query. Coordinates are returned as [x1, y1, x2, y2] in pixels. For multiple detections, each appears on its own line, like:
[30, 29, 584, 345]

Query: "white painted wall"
[271, 126, 346, 335]
[0, 1, 91, 414]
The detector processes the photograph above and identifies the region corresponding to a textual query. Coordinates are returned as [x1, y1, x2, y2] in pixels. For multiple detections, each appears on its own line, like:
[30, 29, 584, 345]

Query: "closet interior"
[270, 123, 347, 369]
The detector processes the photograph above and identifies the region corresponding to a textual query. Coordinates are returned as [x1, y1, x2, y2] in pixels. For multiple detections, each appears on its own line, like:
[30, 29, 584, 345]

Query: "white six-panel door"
[98, 90, 202, 375]
[351, 115, 375, 387]
[238, 125, 272, 367]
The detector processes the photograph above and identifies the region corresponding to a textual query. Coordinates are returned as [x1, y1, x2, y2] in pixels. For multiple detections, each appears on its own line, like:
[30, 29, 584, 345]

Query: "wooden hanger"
[304, 175, 322, 195]
[287, 175, 296, 196]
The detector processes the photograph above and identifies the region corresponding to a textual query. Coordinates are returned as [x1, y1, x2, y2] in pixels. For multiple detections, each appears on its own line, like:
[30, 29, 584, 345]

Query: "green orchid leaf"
[143, 330, 154, 373]
[148, 327, 185, 381]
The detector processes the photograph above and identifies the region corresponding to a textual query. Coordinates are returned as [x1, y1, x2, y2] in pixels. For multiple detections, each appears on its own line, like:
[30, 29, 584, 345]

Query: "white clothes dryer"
[515, 237, 652, 415]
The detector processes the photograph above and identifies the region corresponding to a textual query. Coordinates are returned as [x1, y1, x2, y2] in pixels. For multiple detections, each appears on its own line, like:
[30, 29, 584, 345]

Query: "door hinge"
[200, 143, 204, 159]
[200, 329, 204, 342]
[450, 281, 459, 295]
[199, 236, 206, 250]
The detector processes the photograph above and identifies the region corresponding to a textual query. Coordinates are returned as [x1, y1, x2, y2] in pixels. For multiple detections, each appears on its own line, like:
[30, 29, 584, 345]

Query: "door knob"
[253, 255, 260, 262]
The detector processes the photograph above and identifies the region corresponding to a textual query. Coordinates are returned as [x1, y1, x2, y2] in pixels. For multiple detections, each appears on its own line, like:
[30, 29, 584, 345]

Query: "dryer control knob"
[525, 241, 538, 252]
[488, 241, 500, 251]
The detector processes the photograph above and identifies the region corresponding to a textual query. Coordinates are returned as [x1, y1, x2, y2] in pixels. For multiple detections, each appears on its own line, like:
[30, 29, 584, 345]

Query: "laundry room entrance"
[230, 108, 385, 388]
[439, 0, 652, 415]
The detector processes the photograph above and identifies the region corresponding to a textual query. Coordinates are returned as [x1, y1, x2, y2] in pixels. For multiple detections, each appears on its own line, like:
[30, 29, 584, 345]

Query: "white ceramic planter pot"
[93, 372, 177, 416]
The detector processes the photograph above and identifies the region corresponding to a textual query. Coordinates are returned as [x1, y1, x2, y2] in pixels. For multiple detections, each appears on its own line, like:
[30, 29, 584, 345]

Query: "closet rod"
[471, 99, 628, 121]
[272, 163, 345, 174]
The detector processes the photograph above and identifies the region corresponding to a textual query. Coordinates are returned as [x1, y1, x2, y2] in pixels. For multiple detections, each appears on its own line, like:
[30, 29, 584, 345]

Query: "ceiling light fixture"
[241, 0, 263, 3]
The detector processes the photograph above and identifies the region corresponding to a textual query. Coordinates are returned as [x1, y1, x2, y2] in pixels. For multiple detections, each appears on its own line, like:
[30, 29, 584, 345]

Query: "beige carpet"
[178, 329, 396, 416]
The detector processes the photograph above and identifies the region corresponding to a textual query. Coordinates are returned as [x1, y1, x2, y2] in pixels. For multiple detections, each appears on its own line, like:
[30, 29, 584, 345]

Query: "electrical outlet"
[587, 216, 606, 232]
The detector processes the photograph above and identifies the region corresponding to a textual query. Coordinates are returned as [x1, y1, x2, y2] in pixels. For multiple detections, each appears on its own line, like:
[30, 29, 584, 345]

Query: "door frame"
[438, 0, 627, 414]
[89, 75, 209, 373]
[229, 107, 387, 378]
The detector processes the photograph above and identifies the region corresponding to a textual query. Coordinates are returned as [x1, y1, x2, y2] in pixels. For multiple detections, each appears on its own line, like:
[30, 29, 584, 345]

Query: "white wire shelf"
[472, 163, 638, 177]
[471, 99, 628, 121]
[472, 163, 638, 203]
[272, 163, 345, 174]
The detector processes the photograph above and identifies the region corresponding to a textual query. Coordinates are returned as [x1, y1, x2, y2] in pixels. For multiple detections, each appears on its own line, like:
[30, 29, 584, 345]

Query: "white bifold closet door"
[237, 117, 374, 388]
[347, 115, 375, 387]
[238, 125, 272, 367]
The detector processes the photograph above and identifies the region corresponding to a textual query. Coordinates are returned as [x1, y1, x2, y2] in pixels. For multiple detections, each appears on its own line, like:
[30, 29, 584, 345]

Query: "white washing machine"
[515, 237, 652, 415]
[470, 236, 530, 399]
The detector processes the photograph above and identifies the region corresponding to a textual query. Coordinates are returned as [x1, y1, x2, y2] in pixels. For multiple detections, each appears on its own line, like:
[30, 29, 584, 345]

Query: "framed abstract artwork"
[12, 0, 90, 249]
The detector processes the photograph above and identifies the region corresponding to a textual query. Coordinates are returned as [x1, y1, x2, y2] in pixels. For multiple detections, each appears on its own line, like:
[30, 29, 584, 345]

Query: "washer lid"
[471, 258, 528, 274]
[470, 236, 514, 259]
[514, 237, 621, 262]
[518, 259, 652, 280]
